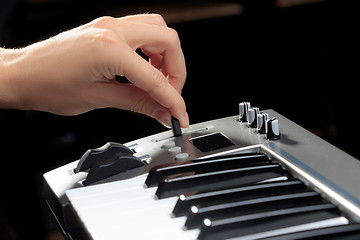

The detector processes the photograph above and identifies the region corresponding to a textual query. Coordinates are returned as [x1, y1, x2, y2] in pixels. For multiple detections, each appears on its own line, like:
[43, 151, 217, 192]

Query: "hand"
[0, 14, 189, 128]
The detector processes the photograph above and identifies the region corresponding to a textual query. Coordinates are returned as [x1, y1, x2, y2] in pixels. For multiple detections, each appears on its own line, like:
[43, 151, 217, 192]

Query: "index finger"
[115, 21, 186, 90]
[92, 16, 186, 92]
[92, 16, 188, 126]
[106, 21, 187, 125]
[121, 47, 188, 128]
[123, 15, 187, 93]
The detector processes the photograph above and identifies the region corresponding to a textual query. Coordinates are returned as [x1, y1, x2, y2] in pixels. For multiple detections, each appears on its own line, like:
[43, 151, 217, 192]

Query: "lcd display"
[189, 132, 234, 152]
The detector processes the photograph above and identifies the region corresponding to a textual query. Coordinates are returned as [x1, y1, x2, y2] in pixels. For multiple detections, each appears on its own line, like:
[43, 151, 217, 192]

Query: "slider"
[172, 117, 182, 137]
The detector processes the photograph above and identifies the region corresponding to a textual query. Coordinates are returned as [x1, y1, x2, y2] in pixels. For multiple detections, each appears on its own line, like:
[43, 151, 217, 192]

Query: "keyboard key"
[145, 153, 270, 187]
[156, 164, 285, 199]
[172, 180, 307, 217]
[184, 191, 322, 229]
[198, 204, 340, 240]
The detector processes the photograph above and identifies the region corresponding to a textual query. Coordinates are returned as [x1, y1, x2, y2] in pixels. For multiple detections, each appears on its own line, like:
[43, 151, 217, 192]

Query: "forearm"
[0, 44, 68, 113]
[0, 47, 26, 109]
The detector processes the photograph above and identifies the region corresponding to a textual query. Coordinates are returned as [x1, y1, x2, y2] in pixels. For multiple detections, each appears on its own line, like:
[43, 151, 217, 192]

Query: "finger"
[117, 14, 185, 91]
[148, 53, 163, 72]
[157, 47, 186, 94]
[117, 16, 186, 92]
[90, 82, 173, 127]
[141, 48, 164, 73]
[120, 47, 188, 127]
[117, 23, 186, 93]
[142, 49, 184, 94]
[95, 18, 186, 85]
[88, 16, 187, 126]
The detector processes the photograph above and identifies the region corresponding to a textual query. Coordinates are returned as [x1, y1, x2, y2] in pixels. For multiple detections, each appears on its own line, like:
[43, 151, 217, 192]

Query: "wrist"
[0, 47, 28, 110]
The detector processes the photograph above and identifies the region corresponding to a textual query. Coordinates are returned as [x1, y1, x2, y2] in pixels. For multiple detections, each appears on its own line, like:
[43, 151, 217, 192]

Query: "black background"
[0, 0, 359, 239]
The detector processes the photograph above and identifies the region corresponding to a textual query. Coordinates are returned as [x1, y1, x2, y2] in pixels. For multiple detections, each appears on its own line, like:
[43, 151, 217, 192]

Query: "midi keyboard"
[43, 102, 360, 239]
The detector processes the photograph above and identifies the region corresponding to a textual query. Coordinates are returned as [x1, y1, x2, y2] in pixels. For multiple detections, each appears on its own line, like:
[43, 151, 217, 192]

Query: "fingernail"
[155, 110, 172, 129]
[183, 112, 190, 128]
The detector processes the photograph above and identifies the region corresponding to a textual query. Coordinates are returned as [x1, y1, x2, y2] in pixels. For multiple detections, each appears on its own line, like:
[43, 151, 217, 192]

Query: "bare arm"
[0, 14, 189, 128]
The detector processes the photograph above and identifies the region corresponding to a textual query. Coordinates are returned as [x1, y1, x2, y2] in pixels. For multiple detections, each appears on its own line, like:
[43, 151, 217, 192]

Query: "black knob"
[75, 142, 134, 173]
[266, 117, 281, 140]
[239, 102, 251, 122]
[83, 153, 145, 186]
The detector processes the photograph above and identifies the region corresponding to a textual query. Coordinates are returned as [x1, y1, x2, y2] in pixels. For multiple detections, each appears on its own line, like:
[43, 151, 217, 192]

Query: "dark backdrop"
[0, 0, 359, 239]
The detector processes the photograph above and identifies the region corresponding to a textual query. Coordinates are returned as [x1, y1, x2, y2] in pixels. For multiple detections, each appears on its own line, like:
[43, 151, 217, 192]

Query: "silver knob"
[257, 113, 269, 134]
[248, 107, 259, 128]
[239, 102, 251, 122]
[266, 117, 281, 140]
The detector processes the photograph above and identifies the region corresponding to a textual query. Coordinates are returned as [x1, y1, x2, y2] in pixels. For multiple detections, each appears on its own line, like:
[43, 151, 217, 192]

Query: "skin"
[0, 14, 189, 128]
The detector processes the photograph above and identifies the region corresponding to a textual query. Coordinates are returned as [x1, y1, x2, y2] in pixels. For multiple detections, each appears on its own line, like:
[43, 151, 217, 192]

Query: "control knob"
[266, 117, 281, 140]
[257, 113, 269, 134]
[239, 102, 251, 122]
[248, 107, 259, 128]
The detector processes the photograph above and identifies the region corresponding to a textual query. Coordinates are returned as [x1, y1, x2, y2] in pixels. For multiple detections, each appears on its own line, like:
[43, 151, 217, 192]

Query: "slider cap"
[171, 117, 182, 137]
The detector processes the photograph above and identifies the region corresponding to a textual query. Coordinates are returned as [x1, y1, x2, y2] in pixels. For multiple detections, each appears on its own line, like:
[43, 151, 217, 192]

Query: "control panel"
[43, 102, 360, 237]
[72, 102, 282, 186]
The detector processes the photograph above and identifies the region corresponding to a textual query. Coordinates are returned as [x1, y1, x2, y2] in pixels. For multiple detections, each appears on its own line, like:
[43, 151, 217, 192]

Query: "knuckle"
[149, 13, 167, 26]
[165, 28, 181, 46]
[167, 28, 180, 45]
[85, 17, 127, 50]
[92, 29, 122, 49]
[91, 16, 116, 28]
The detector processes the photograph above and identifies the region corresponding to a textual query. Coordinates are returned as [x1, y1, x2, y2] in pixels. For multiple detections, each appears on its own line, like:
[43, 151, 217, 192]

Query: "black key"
[196, 152, 265, 162]
[185, 191, 322, 229]
[260, 224, 360, 240]
[198, 204, 339, 240]
[145, 153, 270, 187]
[155, 164, 285, 199]
[173, 180, 306, 217]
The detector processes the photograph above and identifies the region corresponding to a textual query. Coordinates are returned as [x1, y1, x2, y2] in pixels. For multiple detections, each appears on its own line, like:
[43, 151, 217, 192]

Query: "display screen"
[189, 132, 234, 152]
